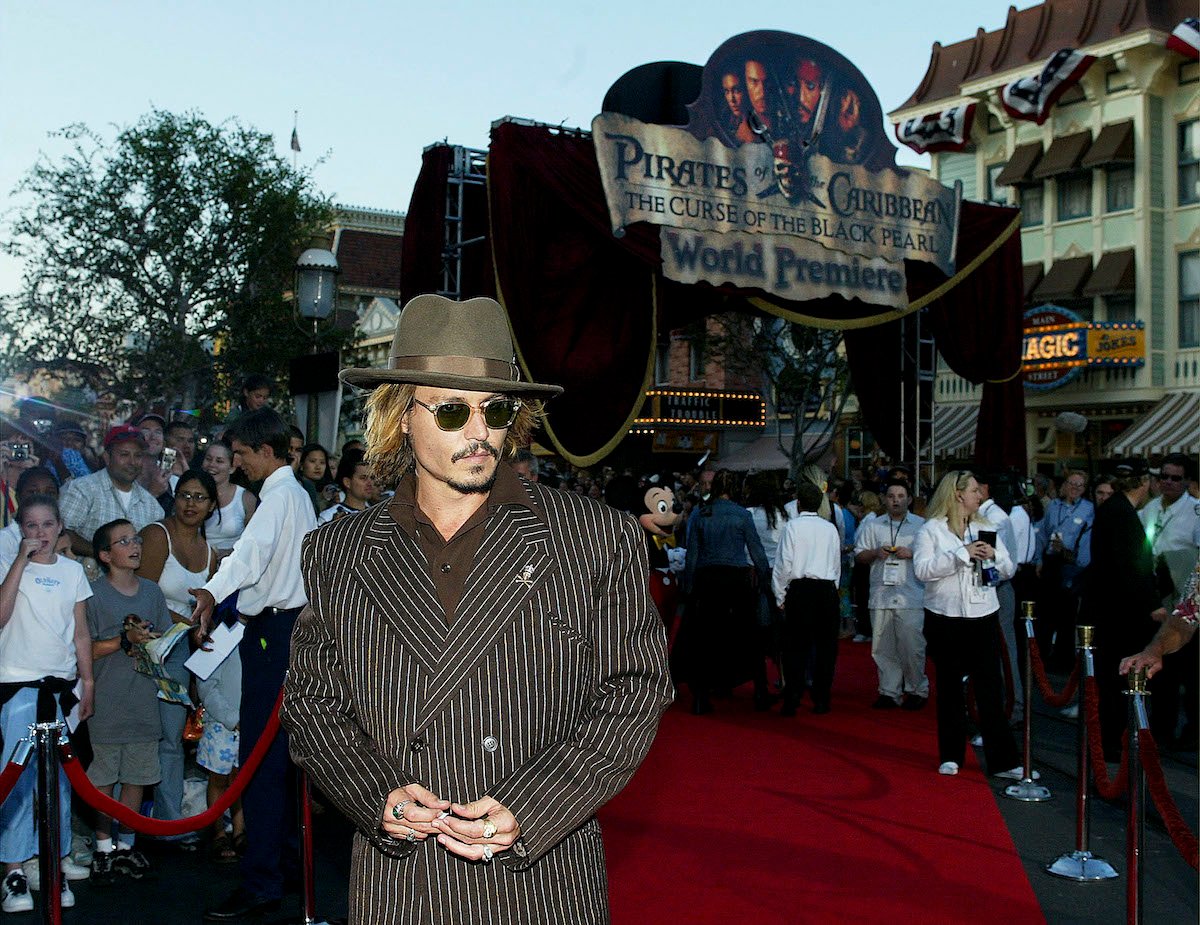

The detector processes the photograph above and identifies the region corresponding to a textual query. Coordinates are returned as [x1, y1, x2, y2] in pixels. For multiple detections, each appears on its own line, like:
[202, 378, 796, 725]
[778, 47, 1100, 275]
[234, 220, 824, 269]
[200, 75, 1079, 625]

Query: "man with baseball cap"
[59, 425, 164, 558]
[280, 294, 673, 924]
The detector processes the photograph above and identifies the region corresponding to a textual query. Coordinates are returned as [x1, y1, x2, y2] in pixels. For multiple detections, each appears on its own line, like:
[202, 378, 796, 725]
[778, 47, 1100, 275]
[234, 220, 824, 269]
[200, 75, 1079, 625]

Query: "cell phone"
[9, 443, 30, 462]
[159, 447, 177, 473]
[978, 530, 997, 548]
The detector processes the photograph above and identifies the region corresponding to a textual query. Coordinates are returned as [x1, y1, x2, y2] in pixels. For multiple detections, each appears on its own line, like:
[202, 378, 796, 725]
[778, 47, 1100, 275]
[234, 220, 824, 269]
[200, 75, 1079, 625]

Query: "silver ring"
[392, 799, 412, 821]
[404, 828, 417, 843]
[481, 818, 497, 840]
[481, 845, 493, 863]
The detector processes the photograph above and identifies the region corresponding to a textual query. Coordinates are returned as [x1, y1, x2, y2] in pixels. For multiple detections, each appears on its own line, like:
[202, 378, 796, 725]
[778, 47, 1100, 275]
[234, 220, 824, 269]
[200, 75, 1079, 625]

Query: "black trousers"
[239, 607, 302, 901]
[923, 611, 1019, 773]
[689, 566, 764, 698]
[782, 578, 840, 709]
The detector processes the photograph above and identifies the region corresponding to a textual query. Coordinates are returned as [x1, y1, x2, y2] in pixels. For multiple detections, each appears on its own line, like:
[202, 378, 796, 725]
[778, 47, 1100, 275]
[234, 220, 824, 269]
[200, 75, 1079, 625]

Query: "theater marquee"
[1022, 305, 1145, 391]
[593, 31, 961, 310]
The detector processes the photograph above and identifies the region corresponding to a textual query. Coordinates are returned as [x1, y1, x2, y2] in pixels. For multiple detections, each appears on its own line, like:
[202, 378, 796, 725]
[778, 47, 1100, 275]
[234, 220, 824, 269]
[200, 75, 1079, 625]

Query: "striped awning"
[924, 402, 980, 458]
[1107, 391, 1200, 457]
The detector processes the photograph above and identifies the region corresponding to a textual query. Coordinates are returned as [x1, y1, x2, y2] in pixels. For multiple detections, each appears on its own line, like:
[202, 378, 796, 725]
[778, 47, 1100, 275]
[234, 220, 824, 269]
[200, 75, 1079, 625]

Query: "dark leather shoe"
[753, 692, 780, 712]
[812, 702, 831, 715]
[901, 695, 927, 711]
[779, 700, 798, 717]
[203, 888, 281, 922]
[872, 695, 900, 709]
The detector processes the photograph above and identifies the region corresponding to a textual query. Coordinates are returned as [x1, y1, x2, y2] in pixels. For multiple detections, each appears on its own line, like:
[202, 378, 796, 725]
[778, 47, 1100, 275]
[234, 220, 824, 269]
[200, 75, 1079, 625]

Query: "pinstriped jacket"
[281, 472, 674, 924]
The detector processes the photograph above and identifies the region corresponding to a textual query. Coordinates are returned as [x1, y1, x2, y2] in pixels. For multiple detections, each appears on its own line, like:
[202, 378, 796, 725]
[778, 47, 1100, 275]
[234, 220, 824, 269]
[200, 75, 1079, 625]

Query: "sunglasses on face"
[177, 491, 211, 503]
[412, 397, 521, 432]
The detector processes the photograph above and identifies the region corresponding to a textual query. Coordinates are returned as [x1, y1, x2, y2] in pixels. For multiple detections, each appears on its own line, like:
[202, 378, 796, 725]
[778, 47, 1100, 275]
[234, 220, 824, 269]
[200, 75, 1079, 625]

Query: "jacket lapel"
[348, 506, 446, 676]
[411, 504, 554, 733]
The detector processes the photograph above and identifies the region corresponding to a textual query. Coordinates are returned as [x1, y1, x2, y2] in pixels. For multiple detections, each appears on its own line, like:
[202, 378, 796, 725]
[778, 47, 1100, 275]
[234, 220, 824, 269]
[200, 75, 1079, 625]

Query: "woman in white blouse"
[914, 470, 1025, 779]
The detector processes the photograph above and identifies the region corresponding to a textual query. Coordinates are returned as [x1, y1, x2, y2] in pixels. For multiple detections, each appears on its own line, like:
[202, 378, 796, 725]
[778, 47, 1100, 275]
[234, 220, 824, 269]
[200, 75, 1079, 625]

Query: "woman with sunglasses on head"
[0, 496, 93, 912]
[201, 441, 257, 558]
[136, 470, 219, 851]
[914, 470, 1026, 780]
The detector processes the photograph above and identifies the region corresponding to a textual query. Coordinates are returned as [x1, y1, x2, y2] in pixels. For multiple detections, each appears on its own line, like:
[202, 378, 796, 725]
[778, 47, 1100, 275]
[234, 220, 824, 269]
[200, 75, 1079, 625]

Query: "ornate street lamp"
[294, 247, 340, 333]
[293, 248, 340, 441]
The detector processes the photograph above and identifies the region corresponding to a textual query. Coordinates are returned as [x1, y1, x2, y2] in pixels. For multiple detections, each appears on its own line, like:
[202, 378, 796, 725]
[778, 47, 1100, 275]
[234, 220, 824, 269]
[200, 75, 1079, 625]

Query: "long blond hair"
[363, 383, 545, 489]
[926, 469, 988, 538]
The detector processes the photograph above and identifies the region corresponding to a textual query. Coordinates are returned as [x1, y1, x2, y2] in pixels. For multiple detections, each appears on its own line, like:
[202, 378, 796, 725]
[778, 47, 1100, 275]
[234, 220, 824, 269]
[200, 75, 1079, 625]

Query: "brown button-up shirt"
[389, 463, 538, 622]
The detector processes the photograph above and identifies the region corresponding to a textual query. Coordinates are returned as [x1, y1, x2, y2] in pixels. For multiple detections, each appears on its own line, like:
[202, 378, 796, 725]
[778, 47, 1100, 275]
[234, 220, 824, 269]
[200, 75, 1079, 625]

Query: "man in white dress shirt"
[773, 481, 842, 715]
[854, 480, 927, 710]
[190, 407, 317, 921]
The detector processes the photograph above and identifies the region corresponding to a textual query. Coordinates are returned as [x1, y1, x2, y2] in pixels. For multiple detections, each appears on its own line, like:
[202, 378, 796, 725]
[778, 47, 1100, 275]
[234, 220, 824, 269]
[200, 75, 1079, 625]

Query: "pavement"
[991, 670, 1198, 925]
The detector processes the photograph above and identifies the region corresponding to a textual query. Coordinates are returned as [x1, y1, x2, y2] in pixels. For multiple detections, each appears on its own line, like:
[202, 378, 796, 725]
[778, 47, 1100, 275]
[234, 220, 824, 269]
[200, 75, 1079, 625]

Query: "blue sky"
[0, 1, 1033, 294]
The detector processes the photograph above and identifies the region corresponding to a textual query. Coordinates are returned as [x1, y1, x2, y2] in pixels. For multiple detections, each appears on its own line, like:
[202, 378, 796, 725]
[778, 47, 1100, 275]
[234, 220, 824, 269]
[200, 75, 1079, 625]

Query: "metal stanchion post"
[285, 770, 339, 925]
[34, 721, 63, 925]
[1047, 624, 1117, 880]
[1126, 666, 1149, 925]
[1006, 602, 1051, 802]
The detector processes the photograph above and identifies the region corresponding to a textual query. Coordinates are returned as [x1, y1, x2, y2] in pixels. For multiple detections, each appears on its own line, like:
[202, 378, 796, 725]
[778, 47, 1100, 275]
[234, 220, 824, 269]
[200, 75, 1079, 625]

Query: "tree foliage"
[1, 109, 344, 413]
[705, 313, 850, 477]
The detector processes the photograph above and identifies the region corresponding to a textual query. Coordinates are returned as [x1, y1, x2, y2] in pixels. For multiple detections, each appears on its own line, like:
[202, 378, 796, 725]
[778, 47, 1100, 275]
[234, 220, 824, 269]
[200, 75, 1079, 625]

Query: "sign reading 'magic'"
[593, 31, 961, 311]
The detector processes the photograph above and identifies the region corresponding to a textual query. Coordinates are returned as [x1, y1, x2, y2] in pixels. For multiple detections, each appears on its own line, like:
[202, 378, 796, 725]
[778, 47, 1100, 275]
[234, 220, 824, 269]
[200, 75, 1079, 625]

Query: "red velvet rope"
[1082, 676, 1128, 800]
[0, 754, 32, 808]
[1027, 637, 1080, 708]
[1139, 729, 1200, 870]
[58, 688, 284, 836]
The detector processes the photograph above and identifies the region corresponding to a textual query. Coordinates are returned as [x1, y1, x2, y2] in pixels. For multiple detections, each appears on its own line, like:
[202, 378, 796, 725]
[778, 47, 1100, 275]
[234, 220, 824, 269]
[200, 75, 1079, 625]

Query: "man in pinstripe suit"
[282, 295, 674, 924]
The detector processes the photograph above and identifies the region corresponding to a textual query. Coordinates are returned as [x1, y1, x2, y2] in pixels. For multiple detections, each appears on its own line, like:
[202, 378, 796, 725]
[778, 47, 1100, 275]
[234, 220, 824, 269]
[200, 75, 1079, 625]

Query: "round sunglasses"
[412, 397, 522, 432]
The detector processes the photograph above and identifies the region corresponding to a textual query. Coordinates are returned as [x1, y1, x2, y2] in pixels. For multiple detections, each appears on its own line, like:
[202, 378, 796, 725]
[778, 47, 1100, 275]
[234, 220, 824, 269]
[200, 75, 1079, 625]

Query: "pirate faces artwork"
[698, 33, 892, 172]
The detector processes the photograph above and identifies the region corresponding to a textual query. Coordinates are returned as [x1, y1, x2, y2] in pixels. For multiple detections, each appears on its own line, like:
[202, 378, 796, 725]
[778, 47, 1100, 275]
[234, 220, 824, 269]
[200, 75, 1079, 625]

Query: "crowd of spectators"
[0, 382, 385, 913]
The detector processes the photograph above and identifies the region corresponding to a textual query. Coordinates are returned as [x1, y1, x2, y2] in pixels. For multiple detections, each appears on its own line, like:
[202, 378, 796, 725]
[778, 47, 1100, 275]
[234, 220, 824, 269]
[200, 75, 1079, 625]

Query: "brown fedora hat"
[339, 294, 563, 397]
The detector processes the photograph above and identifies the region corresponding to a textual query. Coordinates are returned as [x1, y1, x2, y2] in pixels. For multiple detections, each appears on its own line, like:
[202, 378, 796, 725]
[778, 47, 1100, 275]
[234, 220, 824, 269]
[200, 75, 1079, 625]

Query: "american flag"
[895, 103, 976, 155]
[1001, 49, 1096, 125]
[1167, 18, 1200, 61]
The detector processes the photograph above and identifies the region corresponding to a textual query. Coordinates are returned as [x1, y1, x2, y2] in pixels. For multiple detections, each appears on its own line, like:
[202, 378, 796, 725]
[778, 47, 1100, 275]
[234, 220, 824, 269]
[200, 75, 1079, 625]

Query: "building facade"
[891, 0, 1199, 471]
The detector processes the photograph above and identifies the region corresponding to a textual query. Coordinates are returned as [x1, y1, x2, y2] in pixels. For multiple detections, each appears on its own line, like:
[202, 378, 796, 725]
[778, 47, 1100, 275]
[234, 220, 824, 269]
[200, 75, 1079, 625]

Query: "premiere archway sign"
[592, 31, 962, 313]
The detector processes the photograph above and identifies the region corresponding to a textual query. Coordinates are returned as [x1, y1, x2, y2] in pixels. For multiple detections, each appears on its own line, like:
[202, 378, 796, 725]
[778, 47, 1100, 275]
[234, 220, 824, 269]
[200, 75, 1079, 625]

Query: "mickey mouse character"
[637, 482, 686, 625]
[604, 477, 686, 625]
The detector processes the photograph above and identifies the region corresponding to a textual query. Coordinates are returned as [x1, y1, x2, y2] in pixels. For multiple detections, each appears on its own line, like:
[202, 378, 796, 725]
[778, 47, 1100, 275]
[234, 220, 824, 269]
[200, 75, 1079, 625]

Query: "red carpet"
[599, 641, 1044, 924]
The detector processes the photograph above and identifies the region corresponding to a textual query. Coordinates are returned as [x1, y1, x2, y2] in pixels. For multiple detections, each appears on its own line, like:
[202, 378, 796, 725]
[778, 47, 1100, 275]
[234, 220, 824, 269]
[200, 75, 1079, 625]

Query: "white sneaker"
[938, 761, 959, 775]
[25, 855, 90, 891]
[60, 856, 89, 882]
[1, 871, 32, 913]
[994, 766, 1041, 781]
[60, 882, 74, 909]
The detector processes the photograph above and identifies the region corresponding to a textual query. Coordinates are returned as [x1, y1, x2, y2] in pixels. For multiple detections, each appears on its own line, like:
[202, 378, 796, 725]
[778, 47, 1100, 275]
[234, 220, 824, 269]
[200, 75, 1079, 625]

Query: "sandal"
[210, 834, 237, 864]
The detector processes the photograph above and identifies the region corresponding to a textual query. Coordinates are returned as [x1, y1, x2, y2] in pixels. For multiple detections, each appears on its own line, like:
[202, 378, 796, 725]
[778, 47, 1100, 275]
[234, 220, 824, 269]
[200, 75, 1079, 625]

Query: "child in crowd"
[0, 496, 93, 912]
[86, 518, 172, 885]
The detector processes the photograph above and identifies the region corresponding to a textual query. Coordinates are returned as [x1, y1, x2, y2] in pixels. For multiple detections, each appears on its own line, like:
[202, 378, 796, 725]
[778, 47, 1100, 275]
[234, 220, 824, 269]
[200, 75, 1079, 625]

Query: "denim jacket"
[683, 498, 769, 593]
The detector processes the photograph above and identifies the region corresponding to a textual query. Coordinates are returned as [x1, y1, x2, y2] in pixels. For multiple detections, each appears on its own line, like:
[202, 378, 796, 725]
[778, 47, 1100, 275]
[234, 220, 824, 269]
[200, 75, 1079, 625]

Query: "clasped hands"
[381, 782, 520, 862]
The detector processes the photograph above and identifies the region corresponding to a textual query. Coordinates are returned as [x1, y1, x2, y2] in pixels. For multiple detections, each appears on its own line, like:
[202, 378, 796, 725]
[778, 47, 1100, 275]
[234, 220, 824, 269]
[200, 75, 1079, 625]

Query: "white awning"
[924, 402, 979, 458]
[1107, 391, 1200, 457]
[719, 432, 830, 471]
